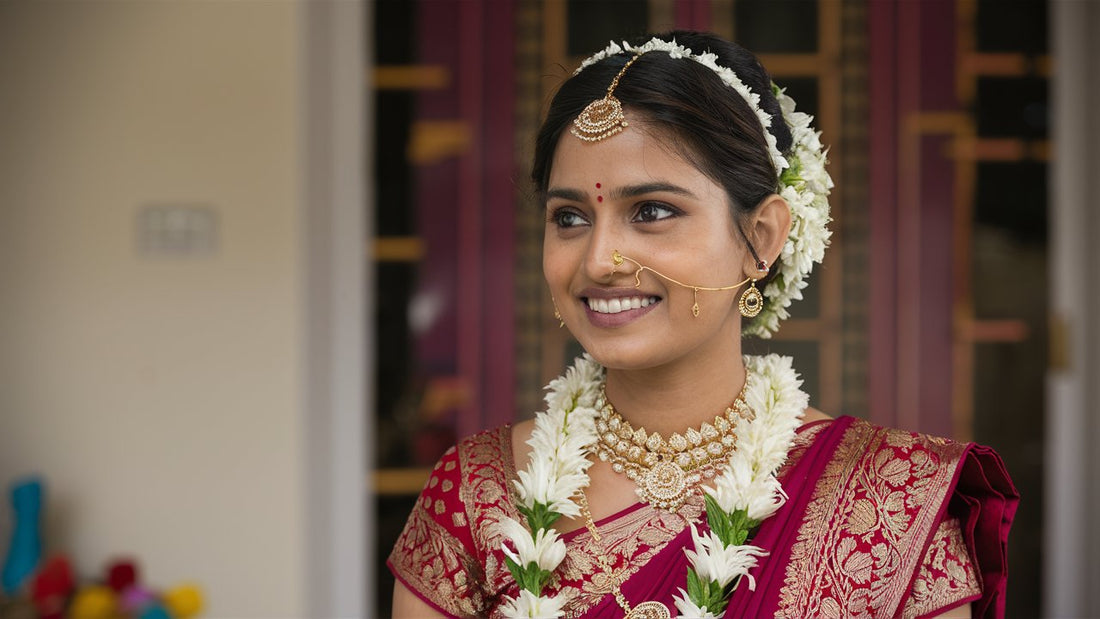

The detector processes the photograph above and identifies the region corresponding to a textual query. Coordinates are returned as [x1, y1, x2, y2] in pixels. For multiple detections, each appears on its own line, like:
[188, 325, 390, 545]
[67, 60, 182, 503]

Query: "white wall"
[1047, 1, 1100, 617]
[0, 2, 365, 616]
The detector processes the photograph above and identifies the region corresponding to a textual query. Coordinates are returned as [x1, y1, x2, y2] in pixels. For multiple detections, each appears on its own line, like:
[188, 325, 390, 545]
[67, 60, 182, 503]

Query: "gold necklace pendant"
[639, 460, 690, 511]
[626, 601, 672, 619]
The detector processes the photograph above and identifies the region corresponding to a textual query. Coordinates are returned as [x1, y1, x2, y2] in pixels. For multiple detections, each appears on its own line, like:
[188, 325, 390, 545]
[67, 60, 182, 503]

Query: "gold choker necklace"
[594, 378, 755, 512]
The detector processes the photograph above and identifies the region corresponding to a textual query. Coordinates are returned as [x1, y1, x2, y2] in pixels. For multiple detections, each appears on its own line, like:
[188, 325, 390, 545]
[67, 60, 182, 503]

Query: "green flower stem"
[518, 501, 561, 532]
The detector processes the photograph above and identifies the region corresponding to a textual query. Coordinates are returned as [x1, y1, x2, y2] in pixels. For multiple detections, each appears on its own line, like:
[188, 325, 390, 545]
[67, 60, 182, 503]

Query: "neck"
[602, 343, 747, 438]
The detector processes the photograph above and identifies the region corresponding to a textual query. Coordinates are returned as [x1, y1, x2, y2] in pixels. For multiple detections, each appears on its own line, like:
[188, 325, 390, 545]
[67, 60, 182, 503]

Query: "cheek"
[541, 237, 573, 288]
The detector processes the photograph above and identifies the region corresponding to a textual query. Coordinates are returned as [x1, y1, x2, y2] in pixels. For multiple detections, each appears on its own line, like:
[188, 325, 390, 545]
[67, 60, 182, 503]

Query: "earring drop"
[552, 299, 564, 328]
[738, 279, 764, 318]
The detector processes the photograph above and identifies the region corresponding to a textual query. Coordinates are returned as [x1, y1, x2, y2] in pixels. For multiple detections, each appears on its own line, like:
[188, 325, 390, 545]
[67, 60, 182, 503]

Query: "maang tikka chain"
[610, 250, 750, 317]
[570, 54, 642, 142]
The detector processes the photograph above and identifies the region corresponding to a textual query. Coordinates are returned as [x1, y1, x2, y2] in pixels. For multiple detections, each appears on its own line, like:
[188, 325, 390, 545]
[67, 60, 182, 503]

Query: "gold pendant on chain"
[625, 601, 672, 619]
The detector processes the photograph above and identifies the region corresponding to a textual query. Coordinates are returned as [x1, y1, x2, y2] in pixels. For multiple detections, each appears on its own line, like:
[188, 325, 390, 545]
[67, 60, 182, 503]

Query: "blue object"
[2, 477, 43, 594]
[138, 604, 173, 619]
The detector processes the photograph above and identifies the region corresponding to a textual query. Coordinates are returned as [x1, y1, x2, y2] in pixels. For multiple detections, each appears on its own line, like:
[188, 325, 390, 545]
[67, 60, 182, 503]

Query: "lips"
[578, 288, 662, 327]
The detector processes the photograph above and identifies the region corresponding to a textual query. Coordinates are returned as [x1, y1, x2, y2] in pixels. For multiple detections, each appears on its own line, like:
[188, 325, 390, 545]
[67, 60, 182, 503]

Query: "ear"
[743, 194, 791, 275]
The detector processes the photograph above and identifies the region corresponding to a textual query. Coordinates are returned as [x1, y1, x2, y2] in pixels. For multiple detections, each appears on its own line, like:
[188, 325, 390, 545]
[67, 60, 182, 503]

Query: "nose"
[582, 221, 628, 284]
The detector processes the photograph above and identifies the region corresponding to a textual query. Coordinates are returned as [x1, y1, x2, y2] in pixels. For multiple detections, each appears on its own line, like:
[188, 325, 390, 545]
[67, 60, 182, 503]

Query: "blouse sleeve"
[387, 445, 489, 618]
[902, 516, 983, 618]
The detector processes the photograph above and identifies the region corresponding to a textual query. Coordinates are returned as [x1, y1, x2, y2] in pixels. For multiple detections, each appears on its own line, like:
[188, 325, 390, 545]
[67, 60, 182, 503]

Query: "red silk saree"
[388, 416, 1018, 618]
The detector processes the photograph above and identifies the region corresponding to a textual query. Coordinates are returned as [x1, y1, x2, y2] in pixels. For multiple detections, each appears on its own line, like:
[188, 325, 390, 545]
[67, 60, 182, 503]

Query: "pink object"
[120, 585, 158, 613]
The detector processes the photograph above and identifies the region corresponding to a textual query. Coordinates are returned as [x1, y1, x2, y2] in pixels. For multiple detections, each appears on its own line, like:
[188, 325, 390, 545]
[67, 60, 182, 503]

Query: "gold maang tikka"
[611, 250, 752, 318]
[570, 53, 643, 142]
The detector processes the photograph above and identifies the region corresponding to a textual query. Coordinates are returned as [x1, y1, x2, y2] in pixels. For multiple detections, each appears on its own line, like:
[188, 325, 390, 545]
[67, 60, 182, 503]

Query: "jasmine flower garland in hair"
[752, 86, 833, 338]
[574, 39, 834, 339]
[498, 355, 806, 618]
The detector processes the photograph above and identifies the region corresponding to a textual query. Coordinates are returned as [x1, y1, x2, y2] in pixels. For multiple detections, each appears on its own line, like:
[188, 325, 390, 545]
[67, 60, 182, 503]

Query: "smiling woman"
[387, 31, 1017, 619]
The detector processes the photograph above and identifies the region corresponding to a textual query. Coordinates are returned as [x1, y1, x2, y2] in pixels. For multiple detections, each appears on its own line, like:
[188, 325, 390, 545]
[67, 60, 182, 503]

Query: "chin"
[576, 338, 673, 371]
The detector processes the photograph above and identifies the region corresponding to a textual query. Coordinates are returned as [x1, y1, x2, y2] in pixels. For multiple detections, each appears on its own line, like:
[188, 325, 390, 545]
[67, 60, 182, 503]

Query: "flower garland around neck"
[574, 38, 834, 339]
[496, 354, 808, 618]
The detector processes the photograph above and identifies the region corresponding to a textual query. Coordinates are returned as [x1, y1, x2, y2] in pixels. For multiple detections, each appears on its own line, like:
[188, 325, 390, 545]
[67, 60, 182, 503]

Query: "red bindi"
[595, 183, 601, 188]
[597, 196, 603, 202]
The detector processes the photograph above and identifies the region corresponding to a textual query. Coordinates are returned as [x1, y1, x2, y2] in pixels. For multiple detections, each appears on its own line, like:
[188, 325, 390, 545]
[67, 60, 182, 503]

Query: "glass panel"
[973, 161, 1047, 258]
[375, 262, 419, 467]
[976, 0, 1048, 53]
[567, 0, 649, 57]
[743, 339, 820, 407]
[784, 263, 821, 320]
[975, 77, 1048, 139]
[778, 77, 818, 119]
[375, 0, 416, 63]
[734, 0, 818, 53]
[375, 92, 415, 237]
[376, 495, 420, 617]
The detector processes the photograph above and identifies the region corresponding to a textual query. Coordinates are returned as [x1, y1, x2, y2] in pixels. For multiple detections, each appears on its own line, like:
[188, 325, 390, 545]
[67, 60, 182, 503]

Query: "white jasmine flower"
[499, 589, 568, 619]
[497, 517, 567, 572]
[707, 458, 787, 520]
[672, 590, 720, 619]
[514, 458, 583, 518]
[683, 525, 768, 590]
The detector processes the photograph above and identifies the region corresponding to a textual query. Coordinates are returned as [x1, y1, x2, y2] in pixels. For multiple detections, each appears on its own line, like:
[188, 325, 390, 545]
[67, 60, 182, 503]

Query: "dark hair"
[532, 31, 791, 232]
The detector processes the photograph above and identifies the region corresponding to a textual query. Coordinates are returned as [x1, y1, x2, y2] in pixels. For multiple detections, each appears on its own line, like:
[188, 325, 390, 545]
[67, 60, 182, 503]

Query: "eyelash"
[632, 201, 680, 223]
[548, 207, 588, 228]
[547, 201, 681, 229]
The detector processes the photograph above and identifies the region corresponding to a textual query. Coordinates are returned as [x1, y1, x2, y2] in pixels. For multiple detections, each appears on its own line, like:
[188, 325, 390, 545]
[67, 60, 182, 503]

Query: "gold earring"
[738, 279, 764, 318]
[552, 299, 564, 328]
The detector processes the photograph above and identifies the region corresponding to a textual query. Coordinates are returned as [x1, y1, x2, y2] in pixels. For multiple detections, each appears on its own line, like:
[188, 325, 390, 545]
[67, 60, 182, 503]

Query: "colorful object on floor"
[119, 584, 157, 614]
[107, 559, 138, 592]
[69, 585, 118, 619]
[30, 555, 75, 619]
[0, 476, 206, 618]
[137, 603, 172, 619]
[163, 583, 204, 618]
[2, 477, 43, 595]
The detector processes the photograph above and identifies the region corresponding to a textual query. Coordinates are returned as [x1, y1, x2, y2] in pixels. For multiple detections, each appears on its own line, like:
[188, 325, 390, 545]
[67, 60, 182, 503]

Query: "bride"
[389, 31, 1017, 619]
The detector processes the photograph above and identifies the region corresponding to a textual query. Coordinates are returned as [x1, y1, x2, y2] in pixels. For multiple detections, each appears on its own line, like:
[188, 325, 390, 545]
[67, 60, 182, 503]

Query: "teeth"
[586, 296, 659, 314]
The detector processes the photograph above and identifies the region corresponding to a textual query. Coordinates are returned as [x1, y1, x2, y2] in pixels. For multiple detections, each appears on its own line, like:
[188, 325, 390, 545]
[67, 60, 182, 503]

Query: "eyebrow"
[544, 182, 699, 204]
[545, 187, 588, 203]
[611, 182, 698, 200]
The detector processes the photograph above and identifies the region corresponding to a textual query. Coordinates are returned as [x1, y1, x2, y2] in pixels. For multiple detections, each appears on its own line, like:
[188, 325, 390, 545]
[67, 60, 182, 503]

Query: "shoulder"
[800, 406, 832, 425]
[387, 425, 518, 618]
[830, 417, 971, 472]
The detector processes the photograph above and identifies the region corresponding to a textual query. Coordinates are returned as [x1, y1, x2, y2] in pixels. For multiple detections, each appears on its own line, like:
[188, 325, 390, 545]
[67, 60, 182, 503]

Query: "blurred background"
[1, 0, 1097, 617]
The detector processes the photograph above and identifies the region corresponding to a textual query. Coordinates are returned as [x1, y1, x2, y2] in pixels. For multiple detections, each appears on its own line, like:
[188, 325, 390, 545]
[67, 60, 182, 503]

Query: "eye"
[632, 202, 679, 223]
[549, 207, 589, 228]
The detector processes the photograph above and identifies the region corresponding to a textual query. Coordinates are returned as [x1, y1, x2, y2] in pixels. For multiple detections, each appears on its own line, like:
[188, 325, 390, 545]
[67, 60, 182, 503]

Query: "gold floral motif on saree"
[776, 419, 970, 618]
[389, 485, 487, 617]
[902, 516, 982, 617]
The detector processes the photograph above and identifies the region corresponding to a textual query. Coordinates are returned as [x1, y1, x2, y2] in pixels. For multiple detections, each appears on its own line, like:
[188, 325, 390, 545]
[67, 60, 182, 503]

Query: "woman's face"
[543, 118, 754, 371]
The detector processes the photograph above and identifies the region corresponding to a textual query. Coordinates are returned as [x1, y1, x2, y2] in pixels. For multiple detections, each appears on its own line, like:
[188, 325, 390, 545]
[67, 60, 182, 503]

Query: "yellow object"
[163, 583, 204, 618]
[69, 586, 117, 619]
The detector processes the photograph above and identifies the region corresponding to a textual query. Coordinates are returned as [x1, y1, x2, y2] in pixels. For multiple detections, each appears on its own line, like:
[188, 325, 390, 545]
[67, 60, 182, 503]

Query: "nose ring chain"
[610, 250, 751, 317]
